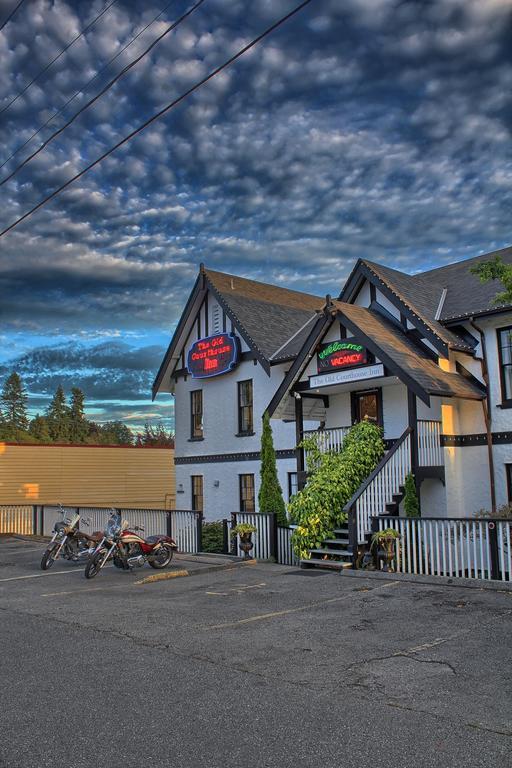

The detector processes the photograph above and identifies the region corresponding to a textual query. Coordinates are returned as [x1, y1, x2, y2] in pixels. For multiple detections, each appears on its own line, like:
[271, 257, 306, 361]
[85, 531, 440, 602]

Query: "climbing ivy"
[289, 420, 385, 560]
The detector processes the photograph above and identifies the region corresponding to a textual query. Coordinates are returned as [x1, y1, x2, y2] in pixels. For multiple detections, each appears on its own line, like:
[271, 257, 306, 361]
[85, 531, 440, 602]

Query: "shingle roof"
[205, 268, 323, 360]
[333, 301, 485, 401]
[359, 246, 512, 347]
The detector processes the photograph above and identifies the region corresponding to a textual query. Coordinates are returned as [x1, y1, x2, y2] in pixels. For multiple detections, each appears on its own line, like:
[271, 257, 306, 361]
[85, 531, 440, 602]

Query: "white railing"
[345, 428, 412, 544]
[231, 512, 274, 559]
[498, 520, 512, 581]
[303, 426, 351, 455]
[418, 419, 443, 467]
[41, 505, 200, 553]
[378, 516, 512, 582]
[0, 505, 34, 535]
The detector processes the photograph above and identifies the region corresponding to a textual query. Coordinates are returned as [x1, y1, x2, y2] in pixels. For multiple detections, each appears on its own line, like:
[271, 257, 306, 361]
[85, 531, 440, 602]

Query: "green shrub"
[289, 420, 385, 559]
[201, 521, 225, 553]
[259, 412, 287, 525]
[403, 473, 420, 518]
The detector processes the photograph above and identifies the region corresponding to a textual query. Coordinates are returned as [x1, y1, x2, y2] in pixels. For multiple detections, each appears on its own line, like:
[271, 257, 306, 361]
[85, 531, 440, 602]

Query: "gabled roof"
[340, 246, 512, 353]
[267, 300, 485, 418]
[152, 266, 323, 397]
[205, 268, 322, 361]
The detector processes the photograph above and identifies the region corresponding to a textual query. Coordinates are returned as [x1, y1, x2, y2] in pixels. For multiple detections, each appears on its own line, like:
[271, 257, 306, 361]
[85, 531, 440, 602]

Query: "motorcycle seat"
[145, 534, 175, 546]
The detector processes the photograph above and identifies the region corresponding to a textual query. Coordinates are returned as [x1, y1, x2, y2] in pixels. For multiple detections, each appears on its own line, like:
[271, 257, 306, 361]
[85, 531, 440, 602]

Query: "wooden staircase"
[300, 428, 412, 572]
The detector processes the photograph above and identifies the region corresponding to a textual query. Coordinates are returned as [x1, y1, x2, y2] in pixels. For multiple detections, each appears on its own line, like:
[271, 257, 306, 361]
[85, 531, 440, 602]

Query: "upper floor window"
[497, 326, 512, 406]
[190, 390, 203, 439]
[237, 379, 253, 435]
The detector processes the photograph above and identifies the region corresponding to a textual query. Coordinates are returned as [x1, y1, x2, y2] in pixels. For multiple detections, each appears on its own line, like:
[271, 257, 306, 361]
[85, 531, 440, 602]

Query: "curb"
[339, 568, 512, 593]
[135, 558, 257, 585]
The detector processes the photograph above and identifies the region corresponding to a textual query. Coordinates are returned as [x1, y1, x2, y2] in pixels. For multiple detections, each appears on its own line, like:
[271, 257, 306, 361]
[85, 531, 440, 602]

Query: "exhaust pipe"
[127, 555, 145, 567]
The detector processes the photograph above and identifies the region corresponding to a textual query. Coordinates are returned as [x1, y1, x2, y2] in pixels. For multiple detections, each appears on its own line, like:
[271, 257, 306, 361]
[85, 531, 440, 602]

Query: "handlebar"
[134, 525, 145, 532]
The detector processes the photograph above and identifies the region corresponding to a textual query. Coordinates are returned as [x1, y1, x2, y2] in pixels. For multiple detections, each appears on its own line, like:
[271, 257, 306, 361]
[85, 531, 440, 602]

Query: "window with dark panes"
[288, 472, 298, 500]
[498, 326, 512, 405]
[190, 390, 203, 438]
[191, 475, 203, 512]
[238, 379, 253, 435]
[239, 474, 255, 512]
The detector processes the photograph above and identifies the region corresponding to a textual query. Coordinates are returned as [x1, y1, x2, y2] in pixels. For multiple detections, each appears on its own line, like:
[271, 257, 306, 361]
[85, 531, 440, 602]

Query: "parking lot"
[0, 536, 511, 768]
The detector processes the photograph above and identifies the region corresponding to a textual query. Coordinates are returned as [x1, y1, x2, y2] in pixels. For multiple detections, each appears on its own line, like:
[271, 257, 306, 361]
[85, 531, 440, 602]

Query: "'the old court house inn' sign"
[317, 339, 368, 374]
[187, 334, 241, 378]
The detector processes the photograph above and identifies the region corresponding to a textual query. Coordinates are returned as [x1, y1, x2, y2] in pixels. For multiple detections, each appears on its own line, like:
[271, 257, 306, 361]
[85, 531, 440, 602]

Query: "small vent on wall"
[212, 303, 221, 334]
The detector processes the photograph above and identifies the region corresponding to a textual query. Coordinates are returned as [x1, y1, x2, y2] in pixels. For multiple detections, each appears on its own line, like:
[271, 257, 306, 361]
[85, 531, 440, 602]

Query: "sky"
[0, 0, 511, 432]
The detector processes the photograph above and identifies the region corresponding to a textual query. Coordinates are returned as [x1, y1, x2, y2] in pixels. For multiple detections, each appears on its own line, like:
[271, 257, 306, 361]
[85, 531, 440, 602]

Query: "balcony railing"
[417, 419, 443, 467]
[303, 426, 351, 455]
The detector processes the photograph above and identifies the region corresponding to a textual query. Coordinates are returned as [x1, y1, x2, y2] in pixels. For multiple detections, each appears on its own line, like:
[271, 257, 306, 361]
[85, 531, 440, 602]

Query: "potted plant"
[231, 523, 257, 559]
[371, 527, 401, 572]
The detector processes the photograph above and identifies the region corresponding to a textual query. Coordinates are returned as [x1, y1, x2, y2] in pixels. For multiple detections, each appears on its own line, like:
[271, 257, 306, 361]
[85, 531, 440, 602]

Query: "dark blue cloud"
[0, 0, 511, 427]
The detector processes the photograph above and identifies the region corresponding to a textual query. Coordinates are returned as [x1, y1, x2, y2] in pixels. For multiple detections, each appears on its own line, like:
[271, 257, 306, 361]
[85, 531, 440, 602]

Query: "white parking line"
[0, 565, 113, 583]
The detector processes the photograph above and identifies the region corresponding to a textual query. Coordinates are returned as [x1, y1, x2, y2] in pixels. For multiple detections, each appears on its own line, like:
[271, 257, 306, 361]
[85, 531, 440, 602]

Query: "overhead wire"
[0, 0, 206, 186]
[0, 0, 177, 174]
[0, 0, 314, 238]
[0, 0, 26, 32]
[0, 0, 118, 117]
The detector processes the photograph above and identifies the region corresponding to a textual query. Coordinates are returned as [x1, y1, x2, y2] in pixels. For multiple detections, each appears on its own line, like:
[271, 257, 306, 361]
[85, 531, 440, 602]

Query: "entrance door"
[351, 389, 382, 427]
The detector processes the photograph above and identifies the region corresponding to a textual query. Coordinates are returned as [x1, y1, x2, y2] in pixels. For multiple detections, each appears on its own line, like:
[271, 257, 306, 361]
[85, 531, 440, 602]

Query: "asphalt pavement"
[0, 536, 511, 768]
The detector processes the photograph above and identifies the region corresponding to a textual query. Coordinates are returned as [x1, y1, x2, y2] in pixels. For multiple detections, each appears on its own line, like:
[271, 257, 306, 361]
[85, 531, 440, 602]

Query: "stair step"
[309, 548, 353, 557]
[300, 559, 353, 571]
[323, 538, 350, 546]
[333, 528, 349, 535]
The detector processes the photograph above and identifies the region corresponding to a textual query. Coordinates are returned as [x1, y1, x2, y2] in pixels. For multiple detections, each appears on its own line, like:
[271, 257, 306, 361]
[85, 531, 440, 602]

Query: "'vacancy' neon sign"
[317, 339, 368, 373]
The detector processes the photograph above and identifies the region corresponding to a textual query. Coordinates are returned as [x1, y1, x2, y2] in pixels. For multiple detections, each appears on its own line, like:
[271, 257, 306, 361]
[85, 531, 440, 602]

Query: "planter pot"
[239, 533, 254, 560]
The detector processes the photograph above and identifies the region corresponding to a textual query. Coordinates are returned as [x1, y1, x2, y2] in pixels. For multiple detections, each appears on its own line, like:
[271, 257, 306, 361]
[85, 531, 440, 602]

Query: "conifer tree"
[29, 414, 51, 443]
[258, 411, 287, 525]
[0, 372, 28, 432]
[69, 387, 88, 443]
[46, 385, 70, 442]
[404, 473, 420, 518]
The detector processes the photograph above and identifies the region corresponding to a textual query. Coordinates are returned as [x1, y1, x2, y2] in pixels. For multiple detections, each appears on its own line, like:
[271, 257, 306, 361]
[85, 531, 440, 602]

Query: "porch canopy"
[267, 300, 485, 421]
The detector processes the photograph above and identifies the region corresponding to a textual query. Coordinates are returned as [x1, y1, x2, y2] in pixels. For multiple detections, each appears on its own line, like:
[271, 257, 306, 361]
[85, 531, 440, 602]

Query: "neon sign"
[187, 334, 241, 379]
[317, 339, 367, 373]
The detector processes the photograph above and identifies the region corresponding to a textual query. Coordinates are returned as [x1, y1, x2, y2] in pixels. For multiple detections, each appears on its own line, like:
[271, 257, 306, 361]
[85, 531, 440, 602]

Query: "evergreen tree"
[0, 372, 28, 431]
[404, 473, 420, 518]
[258, 411, 287, 525]
[100, 421, 134, 445]
[69, 387, 89, 443]
[46, 385, 71, 442]
[29, 414, 51, 443]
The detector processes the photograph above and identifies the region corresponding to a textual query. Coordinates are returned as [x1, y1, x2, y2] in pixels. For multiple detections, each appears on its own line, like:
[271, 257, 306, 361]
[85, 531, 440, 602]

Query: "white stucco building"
[153, 247, 512, 537]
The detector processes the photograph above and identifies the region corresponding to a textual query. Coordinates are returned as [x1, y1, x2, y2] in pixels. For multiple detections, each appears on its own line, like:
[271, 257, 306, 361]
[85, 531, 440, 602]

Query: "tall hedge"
[289, 420, 385, 559]
[259, 412, 287, 525]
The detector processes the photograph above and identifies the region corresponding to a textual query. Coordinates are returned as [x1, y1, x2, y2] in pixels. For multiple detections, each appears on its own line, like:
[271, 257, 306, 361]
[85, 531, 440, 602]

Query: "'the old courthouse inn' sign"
[187, 333, 241, 378]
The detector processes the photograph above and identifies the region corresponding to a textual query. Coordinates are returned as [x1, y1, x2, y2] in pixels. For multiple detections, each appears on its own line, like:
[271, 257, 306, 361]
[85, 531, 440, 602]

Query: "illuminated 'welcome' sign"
[187, 334, 241, 378]
[317, 339, 367, 373]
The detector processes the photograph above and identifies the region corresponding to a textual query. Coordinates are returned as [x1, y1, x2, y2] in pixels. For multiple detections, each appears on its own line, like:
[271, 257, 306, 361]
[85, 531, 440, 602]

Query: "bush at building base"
[289, 420, 385, 560]
[403, 472, 420, 518]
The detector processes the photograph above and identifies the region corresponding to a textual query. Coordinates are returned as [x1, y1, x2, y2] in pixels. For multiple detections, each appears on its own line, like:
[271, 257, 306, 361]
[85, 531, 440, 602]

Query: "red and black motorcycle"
[84, 510, 177, 579]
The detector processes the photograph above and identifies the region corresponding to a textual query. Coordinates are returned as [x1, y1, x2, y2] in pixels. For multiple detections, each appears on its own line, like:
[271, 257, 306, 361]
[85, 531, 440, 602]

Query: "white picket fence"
[0, 505, 34, 535]
[377, 516, 512, 582]
[278, 525, 299, 566]
[39, 506, 200, 554]
[230, 512, 274, 559]
[417, 419, 444, 467]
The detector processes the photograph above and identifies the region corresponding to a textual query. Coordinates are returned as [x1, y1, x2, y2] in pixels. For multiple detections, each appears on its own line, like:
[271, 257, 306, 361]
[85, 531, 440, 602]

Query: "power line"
[0, 0, 26, 32]
[0, 0, 118, 118]
[0, 0, 314, 238]
[0, 0, 177, 174]
[1, 0, 206, 186]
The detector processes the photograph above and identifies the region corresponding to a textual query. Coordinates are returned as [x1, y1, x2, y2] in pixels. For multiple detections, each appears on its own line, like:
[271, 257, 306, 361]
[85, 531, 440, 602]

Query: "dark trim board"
[441, 431, 512, 447]
[175, 449, 296, 465]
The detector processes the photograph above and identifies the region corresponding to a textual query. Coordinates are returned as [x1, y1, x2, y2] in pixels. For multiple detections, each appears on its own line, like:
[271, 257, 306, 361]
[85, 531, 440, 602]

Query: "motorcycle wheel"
[149, 543, 174, 569]
[84, 552, 104, 580]
[40, 543, 59, 570]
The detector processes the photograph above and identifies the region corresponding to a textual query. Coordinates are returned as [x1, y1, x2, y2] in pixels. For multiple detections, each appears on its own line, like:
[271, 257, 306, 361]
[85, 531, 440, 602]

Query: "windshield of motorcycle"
[105, 513, 122, 539]
[55, 511, 79, 531]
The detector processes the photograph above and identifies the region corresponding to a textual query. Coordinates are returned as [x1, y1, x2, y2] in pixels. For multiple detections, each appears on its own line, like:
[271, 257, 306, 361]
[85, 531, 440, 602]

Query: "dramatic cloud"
[0, 0, 511, 425]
